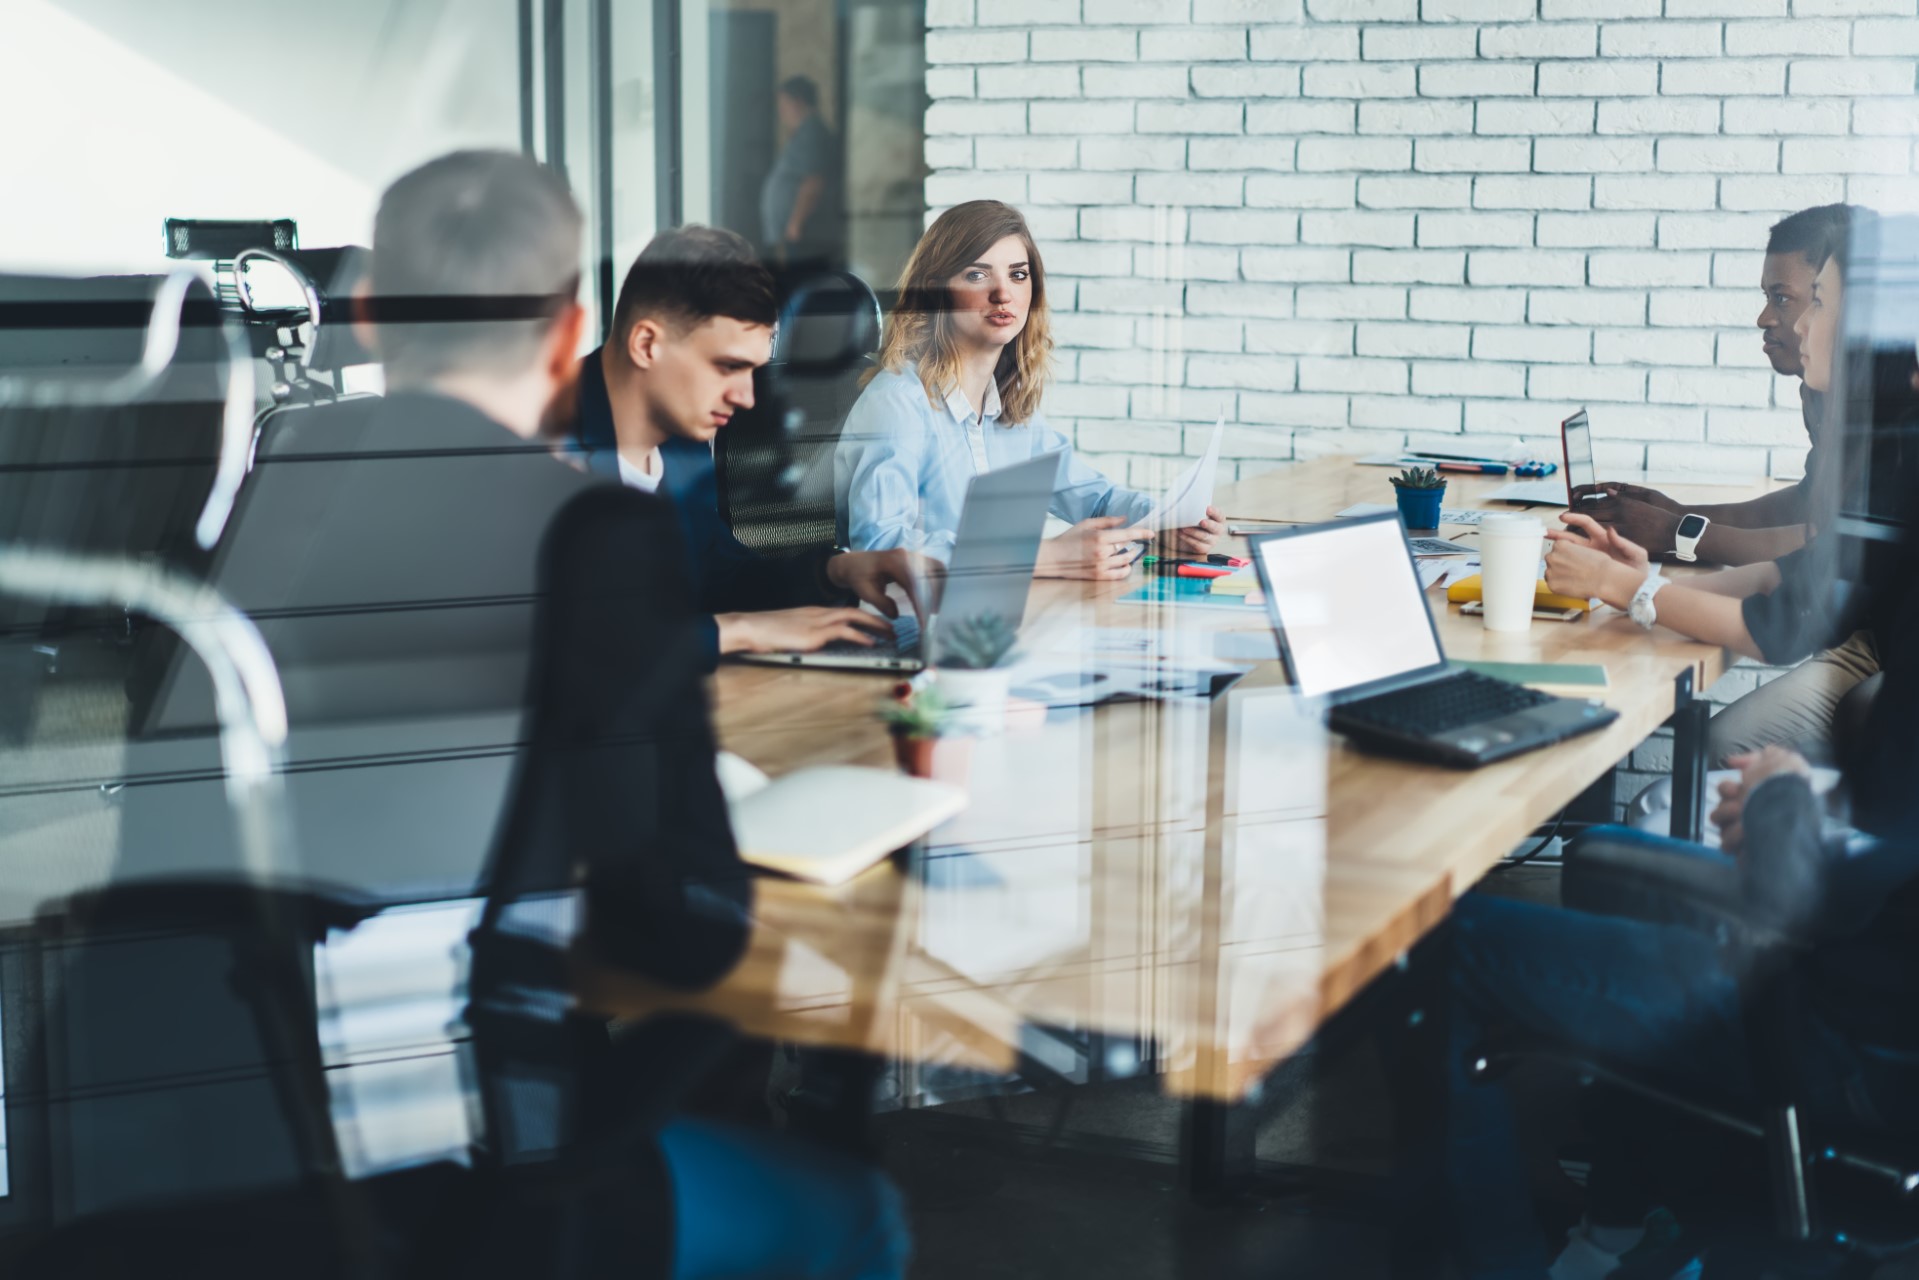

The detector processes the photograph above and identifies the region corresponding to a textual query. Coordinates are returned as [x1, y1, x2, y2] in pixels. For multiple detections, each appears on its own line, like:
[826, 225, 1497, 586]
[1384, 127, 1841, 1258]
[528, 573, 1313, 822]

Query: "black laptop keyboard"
[1337, 670, 1555, 736]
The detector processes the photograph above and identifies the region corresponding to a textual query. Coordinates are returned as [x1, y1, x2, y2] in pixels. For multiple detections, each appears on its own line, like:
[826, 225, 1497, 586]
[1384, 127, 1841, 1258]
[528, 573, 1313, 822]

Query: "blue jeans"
[1445, 828, 1881, 1279]
[1447, 889, 1750, 1280]
[658, 1117, 911, 1280]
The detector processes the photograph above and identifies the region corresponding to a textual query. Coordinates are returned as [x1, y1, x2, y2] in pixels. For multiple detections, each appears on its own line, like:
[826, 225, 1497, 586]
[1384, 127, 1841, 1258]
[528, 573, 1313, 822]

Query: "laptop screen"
[1251, 516, 1446, 698]
[1562, 409, 1594, 498]
[926, 452, 1057, 663]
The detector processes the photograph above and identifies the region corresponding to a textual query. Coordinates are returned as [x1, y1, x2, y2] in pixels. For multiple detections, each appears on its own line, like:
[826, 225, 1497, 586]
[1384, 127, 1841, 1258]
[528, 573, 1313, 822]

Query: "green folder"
[1456, 660, 1609, 689]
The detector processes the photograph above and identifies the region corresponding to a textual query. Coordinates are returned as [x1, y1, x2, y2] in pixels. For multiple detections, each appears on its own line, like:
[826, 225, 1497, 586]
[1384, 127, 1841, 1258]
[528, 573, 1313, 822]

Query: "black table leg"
[1383, 935, 1450, 1278]
[1181, 1094, 1257, 1201]
[1669, 667, 1710, 844]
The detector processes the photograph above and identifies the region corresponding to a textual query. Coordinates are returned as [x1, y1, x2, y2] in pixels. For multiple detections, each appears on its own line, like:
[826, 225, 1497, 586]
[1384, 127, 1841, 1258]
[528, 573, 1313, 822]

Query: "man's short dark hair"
[610, 225, 778, 343]
[1768, 204, 1856, 270]
[370, 149, 582, 384]
[778, 75, 819, 109]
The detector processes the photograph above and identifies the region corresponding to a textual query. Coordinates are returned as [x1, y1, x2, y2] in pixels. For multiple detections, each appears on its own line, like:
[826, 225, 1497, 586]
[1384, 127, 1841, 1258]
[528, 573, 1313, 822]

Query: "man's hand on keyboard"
[718, 607, 895, 655]
[826, 548, 941, 622]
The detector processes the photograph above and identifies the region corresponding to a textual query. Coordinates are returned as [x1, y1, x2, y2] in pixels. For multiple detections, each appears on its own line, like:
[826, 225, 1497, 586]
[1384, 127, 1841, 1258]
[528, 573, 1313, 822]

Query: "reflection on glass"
[4, 0, 522, 273]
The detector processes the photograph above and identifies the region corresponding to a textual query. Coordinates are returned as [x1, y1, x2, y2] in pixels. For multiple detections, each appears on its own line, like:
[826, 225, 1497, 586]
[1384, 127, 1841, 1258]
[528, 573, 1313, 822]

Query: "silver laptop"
[1484, 408, 1593, 506]
[737, 451, 1058, 672]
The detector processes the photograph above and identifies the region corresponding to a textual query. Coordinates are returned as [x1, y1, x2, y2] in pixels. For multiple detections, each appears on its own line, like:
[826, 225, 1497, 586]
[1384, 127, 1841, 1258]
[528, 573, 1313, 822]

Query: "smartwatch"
[818, 544, 854, 599]
[1672, 513, 1709, 563]
[1628, 569, 1667, 630]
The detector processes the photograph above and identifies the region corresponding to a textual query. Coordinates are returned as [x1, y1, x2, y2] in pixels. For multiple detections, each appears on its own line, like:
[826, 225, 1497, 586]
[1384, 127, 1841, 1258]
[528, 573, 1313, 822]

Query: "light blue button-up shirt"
[834, 364, 1155, 561]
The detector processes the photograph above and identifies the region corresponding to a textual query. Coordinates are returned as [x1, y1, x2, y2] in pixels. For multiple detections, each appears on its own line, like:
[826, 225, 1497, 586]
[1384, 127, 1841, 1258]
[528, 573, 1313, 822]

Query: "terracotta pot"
[892, 732, 935, 777]
[891, 731, 970, 784]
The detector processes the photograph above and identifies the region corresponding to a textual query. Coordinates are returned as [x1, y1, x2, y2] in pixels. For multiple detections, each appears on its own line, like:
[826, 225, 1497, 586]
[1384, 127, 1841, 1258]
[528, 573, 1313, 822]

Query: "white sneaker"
[1547, 1218, 1644, 1280]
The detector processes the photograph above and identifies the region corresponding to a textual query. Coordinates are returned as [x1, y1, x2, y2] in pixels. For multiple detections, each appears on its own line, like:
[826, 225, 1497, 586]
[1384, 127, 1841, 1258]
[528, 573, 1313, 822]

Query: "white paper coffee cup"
[1479, 514, 1544, 632]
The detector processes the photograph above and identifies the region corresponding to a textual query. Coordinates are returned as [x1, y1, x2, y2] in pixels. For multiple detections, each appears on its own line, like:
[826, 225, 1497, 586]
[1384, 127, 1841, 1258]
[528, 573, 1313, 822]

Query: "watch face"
[1675, 514, 1708, 539]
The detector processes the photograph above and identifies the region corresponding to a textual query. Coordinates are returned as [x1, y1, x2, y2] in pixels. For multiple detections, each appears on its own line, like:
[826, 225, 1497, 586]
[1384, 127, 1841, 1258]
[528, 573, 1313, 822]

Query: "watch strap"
[1629, 569, 1667, 629]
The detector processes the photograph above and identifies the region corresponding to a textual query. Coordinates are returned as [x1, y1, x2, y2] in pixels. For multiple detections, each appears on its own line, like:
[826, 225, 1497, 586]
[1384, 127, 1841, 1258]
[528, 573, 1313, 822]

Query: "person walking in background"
[760, 74, 841, 271]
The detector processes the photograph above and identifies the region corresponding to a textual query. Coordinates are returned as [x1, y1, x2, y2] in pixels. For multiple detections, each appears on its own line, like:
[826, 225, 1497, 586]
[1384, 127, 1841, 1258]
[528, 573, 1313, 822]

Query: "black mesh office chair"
[0, 546, 436, 1277]
[7, 881, 413, 1276]
[1463, 835, 1919, 1278]
[233, 245, 375, 416]
[1, 521, 740, 1278]
[715, 269, 882, 553]
[0, 270, 253, 637]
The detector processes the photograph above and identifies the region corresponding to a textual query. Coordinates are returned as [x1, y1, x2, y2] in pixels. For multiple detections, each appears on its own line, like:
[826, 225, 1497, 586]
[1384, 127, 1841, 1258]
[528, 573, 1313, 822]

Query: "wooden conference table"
[579, 457, 1759, 1106]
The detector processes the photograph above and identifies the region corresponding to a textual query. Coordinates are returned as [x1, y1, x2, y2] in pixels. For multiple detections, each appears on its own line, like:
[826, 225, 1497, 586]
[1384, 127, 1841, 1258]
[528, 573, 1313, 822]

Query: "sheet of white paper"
[1336, 502, 1485, 527]
[1144, 416, 1224, 530]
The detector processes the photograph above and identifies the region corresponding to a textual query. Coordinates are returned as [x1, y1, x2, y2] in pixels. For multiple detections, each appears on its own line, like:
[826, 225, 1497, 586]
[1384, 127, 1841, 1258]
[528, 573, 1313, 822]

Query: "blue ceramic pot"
[1394, 484, 1445, 531]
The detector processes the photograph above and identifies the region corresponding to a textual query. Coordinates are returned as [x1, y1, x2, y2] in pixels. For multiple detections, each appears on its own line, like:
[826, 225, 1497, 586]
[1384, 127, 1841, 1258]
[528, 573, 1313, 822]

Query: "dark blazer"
[571, 349, 846, 664]
[469, 485, 757, 1278]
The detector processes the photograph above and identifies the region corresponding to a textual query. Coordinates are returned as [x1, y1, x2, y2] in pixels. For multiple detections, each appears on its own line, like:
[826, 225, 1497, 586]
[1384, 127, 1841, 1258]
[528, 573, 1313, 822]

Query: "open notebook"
[716, 754, 967, 886]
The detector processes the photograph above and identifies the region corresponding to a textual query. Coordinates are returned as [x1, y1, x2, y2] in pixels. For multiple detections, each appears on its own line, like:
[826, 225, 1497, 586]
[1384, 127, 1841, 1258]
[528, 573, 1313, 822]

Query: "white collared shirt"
[615, 447, 664, 494]
[833, 363, 1155, 561]
[949, 379, 995, 476]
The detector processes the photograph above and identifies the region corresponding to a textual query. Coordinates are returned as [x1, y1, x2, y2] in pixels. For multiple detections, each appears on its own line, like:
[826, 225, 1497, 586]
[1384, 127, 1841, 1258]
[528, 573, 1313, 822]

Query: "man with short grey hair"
[233, 148, 908, 1280]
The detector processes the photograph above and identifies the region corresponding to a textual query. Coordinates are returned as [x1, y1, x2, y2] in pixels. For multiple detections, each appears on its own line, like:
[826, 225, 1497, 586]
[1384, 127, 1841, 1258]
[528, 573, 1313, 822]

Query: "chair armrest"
[1562, 831, 1749, 932]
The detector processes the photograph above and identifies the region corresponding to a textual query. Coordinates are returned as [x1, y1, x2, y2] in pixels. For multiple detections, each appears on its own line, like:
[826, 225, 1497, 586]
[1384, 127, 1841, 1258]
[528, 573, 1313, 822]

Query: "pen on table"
[1410, 450, 1510, 466]
[1205, 553, 1250, 567]
[1171, 563, 1233, 579]
[1435, 461, 1509, 475]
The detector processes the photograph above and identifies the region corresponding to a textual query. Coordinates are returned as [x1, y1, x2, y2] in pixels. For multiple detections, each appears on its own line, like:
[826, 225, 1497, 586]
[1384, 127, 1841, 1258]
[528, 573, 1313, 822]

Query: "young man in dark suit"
[567, 225, 932, 664]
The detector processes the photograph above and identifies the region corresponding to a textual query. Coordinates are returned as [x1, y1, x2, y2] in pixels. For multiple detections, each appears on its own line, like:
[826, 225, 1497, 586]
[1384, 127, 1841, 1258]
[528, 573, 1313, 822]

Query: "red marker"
[1174, 563, 1233, 579]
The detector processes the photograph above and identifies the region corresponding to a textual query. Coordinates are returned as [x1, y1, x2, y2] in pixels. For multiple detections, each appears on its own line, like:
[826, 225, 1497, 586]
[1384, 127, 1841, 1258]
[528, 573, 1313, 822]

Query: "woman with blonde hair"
[833, 199, 1221, 579]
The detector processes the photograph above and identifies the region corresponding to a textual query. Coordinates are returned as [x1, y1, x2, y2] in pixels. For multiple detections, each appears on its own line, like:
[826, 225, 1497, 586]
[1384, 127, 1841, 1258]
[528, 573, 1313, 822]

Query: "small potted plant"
[1389, 466, 1447, 533]
[878, 679, 964, 780]
[931, 612, 1019, 734]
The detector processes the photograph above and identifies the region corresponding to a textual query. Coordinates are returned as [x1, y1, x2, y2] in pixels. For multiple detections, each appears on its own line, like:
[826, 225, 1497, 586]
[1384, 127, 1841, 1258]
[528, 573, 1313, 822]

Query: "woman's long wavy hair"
[865, 200, 1052, 426]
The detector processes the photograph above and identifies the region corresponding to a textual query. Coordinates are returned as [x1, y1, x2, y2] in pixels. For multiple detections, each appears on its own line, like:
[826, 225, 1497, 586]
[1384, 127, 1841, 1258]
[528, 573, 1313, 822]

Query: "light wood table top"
[579, 457, 1767, 1100]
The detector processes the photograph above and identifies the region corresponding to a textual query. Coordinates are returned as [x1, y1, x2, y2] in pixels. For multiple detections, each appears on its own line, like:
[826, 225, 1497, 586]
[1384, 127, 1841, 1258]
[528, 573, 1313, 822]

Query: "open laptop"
[1484, 408, 1593, 506]
[737, 451, 1057, 672]
[1248, 513, 1617, 767]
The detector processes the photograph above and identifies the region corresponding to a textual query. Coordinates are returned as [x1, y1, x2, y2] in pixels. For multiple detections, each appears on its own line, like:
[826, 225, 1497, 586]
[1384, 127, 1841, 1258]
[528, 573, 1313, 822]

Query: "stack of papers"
[1207, 568, 1259, 596]
[1417, 557, 1481, 590]
[1117, 573, 1268, 611]
[1007, 625, 1255, 706]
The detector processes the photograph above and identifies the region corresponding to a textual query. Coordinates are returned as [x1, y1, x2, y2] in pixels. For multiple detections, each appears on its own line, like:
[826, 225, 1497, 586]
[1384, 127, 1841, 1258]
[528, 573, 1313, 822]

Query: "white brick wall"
[923, 4, 1919, 489]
